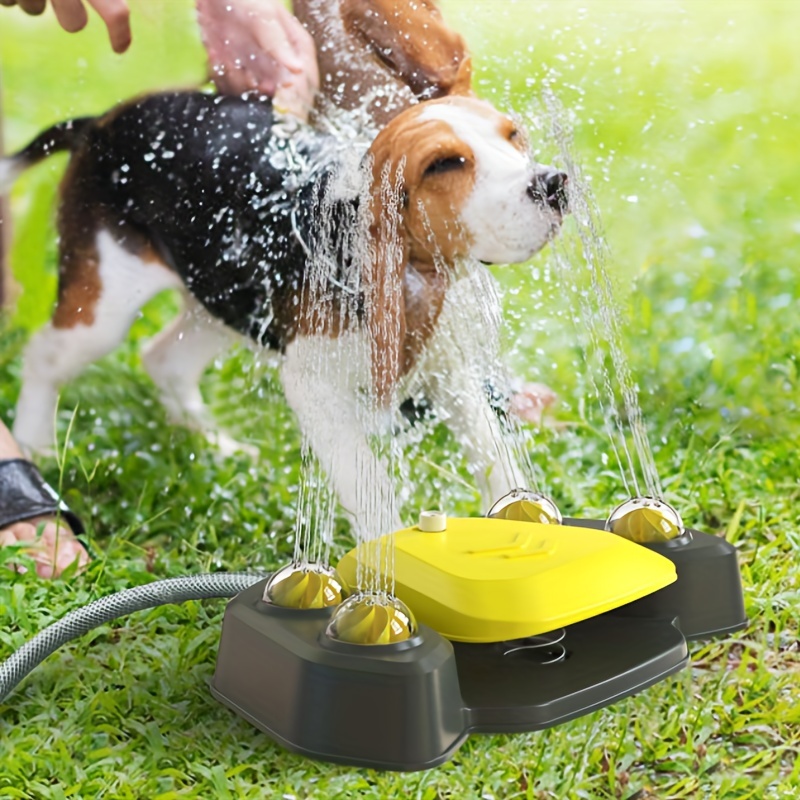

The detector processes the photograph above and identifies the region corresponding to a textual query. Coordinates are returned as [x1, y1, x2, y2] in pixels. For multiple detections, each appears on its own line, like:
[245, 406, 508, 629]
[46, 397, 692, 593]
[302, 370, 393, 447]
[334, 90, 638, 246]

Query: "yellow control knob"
[419, 510, 447, 532]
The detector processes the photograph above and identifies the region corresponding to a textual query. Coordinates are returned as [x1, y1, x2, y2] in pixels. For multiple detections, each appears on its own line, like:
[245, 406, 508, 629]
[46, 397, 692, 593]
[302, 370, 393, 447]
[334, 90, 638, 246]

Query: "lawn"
[1, 1, 799, 797]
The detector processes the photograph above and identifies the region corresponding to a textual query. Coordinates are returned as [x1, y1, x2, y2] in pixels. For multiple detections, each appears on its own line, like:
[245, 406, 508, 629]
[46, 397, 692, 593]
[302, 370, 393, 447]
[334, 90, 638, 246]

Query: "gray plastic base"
[211, 581, 689, 770]
[211, 585, 466, 770]
[211, 521, 746, 771]
[456, 615, 687, 733]
[565, 520, 748, 639]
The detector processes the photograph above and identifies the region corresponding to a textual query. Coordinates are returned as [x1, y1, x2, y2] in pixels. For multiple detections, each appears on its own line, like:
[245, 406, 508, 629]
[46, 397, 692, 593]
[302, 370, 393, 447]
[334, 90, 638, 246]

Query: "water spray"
[0, 85, 747, 773]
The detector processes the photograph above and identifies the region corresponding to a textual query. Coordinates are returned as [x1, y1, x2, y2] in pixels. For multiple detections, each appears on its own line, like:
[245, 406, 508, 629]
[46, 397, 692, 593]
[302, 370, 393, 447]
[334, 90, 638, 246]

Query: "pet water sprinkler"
[1, 489, 746, 772]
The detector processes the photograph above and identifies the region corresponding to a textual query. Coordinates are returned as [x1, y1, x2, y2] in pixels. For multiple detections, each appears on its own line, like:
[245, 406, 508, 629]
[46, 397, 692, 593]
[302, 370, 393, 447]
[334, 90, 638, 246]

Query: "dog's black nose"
[528, 170, 569, 213]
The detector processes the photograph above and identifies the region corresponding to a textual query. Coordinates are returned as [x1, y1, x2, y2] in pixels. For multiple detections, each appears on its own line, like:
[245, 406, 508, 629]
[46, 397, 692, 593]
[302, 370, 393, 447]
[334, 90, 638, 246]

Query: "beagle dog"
[294, 0, 472, 128]
[2, 92, 567, 536]
[293, 0, 559, 431]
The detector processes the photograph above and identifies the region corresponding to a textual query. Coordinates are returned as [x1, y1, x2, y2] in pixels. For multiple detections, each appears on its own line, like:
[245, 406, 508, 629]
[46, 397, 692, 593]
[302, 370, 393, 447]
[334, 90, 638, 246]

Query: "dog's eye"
[509, 129, 520, 140]
[423, 156, 467, 177]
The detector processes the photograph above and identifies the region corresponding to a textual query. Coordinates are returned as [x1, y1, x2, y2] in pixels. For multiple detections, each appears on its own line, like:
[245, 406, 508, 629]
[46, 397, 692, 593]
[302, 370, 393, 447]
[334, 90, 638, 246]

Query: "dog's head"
[367, 95, 567, 267]
[361, 95, 568, 403]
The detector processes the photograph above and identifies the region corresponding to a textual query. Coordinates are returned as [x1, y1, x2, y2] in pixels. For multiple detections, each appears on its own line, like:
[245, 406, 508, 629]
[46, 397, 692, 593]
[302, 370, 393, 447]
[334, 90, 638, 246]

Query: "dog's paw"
[508, 382, 557, 426]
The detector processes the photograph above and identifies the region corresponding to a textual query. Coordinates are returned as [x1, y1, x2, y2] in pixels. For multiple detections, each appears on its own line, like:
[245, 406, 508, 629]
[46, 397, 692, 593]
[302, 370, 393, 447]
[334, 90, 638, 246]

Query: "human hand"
[0, 0, 132, 53]
[196, 0, 319, 119]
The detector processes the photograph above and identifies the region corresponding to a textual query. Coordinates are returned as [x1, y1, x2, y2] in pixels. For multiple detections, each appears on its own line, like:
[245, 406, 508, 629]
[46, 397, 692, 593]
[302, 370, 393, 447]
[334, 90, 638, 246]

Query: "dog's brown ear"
[449, 55, 474, 97]
[342, 0, 471, 100]
[362, 153, 410, 408]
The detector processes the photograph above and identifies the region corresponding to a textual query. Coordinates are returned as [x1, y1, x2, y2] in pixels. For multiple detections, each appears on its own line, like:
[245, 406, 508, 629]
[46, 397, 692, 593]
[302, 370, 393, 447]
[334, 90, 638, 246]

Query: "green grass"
[1, 1, 799, 797]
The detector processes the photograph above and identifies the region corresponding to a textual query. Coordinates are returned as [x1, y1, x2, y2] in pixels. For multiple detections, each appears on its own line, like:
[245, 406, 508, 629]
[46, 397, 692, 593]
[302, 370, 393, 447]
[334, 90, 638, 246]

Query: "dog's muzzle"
[528, 170, 569, 214]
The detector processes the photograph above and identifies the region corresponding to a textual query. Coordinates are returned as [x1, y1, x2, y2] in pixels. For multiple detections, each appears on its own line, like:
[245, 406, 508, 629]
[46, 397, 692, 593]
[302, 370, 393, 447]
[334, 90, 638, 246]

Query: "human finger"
[51, 0, 89, 32]
[280, 9, 319, 79]
[273, 82, 311, 120]
[252, 15, 305, 75]
[16, 0, 47, 15]
[0, 1, 19, 9]
[260, 9, 319, 104]
[211, 59, 263, 98]
[272, 67, 318, 118]
[86, 0, 131, 53]
[248, 49, 288, 95]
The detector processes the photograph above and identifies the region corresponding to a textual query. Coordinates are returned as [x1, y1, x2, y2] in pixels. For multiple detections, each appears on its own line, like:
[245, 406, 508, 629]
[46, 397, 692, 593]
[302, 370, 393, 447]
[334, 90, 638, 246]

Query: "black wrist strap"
[0, 458, 86, 538]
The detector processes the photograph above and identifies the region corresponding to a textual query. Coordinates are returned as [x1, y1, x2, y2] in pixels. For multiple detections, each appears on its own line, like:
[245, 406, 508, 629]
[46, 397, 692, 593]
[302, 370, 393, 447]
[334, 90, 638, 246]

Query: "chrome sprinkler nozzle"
[326, 593, 417, 645]
[487, 488, 563, 525]
[264, 562, 347, 609]
[605, 497, 685, 543]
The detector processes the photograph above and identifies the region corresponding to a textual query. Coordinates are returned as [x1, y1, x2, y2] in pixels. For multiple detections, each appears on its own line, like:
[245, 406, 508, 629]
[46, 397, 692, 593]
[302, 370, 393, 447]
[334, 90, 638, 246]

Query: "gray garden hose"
[0, 572, 265, 702]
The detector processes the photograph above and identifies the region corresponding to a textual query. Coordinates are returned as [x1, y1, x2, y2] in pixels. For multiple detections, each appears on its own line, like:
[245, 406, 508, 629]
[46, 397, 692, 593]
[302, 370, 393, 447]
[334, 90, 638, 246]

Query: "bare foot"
[0, 518, 90, 579]
[1, 419, 90, 578]
[508, 382, 558, 426]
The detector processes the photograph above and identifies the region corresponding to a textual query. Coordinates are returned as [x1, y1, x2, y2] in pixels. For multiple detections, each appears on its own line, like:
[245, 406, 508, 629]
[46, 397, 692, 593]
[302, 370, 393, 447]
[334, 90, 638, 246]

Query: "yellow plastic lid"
[336, 517, 677, 643]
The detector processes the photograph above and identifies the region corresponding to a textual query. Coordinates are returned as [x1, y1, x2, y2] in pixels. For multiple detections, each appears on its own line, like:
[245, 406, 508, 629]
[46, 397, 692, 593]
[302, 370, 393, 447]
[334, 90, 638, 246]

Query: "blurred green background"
[1, 2, 798, 798]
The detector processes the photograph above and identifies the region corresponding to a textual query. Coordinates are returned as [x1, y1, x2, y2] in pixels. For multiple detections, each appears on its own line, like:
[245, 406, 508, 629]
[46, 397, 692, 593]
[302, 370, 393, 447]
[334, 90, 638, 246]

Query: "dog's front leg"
[281, 335, 402, 541]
